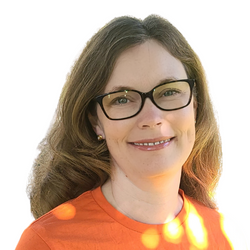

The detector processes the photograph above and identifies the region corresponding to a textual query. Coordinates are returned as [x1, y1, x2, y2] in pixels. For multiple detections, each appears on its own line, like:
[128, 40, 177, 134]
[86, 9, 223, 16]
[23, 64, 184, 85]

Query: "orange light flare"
[53, 203, 76, 220]
[185, 204, 208, 250]
[141, 228, 160, 249]
[162, 218, 184, 244]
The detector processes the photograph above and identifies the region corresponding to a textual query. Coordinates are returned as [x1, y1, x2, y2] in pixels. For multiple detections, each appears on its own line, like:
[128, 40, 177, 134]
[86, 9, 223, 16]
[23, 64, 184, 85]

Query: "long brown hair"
[28, 15, 222, 219]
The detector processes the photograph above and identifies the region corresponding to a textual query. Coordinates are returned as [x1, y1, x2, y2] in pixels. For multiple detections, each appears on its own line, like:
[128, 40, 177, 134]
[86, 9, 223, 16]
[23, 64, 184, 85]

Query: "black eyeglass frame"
[94, 79, 196, 120]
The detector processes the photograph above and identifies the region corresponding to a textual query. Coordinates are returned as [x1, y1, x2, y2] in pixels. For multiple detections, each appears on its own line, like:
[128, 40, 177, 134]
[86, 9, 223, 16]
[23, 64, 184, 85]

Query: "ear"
[88, 113, 105, 138]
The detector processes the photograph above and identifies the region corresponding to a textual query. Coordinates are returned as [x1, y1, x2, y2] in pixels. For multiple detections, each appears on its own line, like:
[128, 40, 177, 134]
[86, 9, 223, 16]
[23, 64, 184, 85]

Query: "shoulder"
[15, 226, 51, 250]
[31, 189, 96, 226]
[16, 189, 102, 249]
[183, 194, 224, 236]
[185, 194, 221, 219]
[183, 193, 248, 249]
[180, 190, 222, 224]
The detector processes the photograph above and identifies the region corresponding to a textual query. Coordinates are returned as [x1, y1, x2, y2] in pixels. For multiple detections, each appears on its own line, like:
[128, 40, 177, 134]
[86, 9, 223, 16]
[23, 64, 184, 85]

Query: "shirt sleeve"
[15, 227, 50, 250]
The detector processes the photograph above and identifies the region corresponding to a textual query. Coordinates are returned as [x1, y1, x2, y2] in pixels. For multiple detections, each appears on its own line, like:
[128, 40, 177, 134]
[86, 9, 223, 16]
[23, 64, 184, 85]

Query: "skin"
[92, 39, 197, 224]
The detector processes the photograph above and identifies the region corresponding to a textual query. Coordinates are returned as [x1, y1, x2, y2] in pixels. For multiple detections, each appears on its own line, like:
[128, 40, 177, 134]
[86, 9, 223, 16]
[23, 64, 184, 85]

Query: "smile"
[132, 138, 171, 146]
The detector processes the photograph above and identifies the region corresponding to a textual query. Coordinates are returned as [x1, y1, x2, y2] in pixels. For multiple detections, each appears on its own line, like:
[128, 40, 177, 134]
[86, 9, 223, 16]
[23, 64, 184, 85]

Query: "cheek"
[104, 121, 133, 164]
[171, 105, 196, 142]
[96, 107, 131, 140]
[102, 119, 133, 143]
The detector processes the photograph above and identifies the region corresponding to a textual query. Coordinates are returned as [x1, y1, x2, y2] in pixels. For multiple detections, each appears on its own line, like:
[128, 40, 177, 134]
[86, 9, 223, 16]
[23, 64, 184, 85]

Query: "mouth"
[132, 138, 171, 146]
[129, 137, 175, 151]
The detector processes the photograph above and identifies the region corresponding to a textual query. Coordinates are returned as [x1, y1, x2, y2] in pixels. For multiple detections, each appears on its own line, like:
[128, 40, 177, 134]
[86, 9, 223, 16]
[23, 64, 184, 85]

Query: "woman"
[16, 15, 240, 249]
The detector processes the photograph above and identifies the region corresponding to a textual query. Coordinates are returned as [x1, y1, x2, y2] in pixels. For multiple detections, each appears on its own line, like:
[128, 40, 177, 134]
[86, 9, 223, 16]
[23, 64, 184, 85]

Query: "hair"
[28, 14, 222, 219]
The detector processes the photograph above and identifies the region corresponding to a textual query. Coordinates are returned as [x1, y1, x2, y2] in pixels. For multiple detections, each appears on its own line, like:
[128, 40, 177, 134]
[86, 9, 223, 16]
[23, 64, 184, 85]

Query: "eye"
[160, 88, 182, 98]
[103, 90, 141, 108]
[114, 97, 129, 105]
[163, 89, 180, 97]
[108, 94, 135, 106]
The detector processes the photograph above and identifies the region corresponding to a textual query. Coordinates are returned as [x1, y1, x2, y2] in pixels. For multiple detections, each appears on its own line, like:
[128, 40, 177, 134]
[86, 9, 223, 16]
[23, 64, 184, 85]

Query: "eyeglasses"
[94, 79, 195, 120]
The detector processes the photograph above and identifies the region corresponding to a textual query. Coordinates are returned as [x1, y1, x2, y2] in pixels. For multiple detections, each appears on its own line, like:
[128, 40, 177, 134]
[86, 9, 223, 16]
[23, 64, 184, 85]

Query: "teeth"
[133, 139, 171, 146]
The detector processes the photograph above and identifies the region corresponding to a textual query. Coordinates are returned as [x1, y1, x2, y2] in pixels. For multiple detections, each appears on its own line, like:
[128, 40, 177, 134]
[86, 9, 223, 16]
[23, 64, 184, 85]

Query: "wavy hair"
[28, 15, 222, 219]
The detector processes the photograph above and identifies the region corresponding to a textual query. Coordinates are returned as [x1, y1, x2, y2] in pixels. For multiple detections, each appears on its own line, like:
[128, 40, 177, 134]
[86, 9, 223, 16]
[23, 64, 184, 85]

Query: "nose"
[137, 99, 164, 129]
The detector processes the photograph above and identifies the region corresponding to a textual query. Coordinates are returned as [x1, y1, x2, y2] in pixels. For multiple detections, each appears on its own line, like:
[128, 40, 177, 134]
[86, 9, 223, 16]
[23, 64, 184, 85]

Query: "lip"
[129, 137, 175, 151]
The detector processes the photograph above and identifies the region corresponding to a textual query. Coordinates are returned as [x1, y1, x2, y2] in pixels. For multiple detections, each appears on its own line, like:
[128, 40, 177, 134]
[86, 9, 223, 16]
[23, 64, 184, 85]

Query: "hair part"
[28, 15, 222, 219]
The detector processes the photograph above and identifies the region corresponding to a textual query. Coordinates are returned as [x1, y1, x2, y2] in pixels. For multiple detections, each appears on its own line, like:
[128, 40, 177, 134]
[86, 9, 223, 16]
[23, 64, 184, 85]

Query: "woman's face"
[94, 40, 196, 182]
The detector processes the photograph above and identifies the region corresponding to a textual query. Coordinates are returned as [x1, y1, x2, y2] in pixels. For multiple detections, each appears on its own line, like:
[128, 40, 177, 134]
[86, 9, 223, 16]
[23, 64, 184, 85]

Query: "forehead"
[105, 40, 187, 93]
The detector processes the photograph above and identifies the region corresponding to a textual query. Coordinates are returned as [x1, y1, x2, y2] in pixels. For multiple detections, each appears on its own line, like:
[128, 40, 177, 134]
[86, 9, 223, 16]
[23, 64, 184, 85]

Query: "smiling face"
[93, 39, 196, 183]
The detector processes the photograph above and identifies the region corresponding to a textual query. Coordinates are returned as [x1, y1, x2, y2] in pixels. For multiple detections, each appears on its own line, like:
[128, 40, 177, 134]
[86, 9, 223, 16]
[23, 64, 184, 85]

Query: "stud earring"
[97, 135, 103, 141]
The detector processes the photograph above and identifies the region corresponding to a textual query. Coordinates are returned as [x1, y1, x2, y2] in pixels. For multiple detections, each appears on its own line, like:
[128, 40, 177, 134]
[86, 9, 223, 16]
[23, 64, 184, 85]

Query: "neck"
[102, 166, 183, 224]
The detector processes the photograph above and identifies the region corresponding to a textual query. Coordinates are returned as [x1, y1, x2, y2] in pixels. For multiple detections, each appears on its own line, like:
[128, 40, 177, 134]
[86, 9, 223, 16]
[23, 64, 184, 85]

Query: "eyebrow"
[108, 77, 179, 93]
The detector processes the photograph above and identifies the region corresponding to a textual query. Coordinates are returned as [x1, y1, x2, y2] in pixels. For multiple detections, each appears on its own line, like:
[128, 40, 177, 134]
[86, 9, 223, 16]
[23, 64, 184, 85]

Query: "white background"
[1, 0, 249, 249]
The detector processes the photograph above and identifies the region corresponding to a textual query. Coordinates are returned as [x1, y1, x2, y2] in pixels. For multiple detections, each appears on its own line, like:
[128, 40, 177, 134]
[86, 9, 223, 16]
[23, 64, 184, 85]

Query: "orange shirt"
[16, 187, 240, 249]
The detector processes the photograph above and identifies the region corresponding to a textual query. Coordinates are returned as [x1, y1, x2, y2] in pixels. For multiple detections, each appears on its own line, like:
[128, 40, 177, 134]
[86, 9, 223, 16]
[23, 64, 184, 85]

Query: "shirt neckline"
[91, 186, 190, 234]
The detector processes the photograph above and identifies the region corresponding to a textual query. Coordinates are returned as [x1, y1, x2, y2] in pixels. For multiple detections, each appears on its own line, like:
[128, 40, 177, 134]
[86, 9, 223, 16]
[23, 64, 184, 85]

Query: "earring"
[97, 135, 103, 141]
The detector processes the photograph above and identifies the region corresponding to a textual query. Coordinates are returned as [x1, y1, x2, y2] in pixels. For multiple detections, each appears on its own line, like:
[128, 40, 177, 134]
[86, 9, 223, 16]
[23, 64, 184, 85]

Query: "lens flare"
[163, 218, 184, 244]
[186, 204, 208, 249]
[141, 228, 160, 249]
[53, 203, 76, 220]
